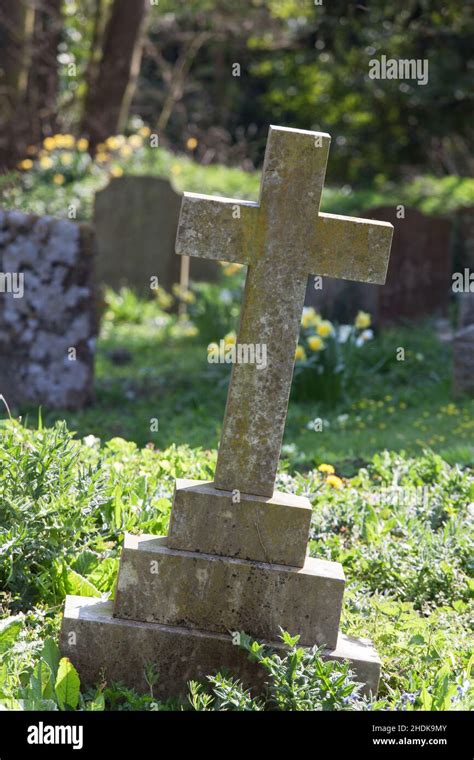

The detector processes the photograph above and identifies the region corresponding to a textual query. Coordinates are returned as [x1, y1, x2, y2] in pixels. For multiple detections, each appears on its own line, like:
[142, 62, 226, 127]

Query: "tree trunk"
[26, 0, 63, 144]
[81, 0, 149, 150]
[0, 0, 31, 170]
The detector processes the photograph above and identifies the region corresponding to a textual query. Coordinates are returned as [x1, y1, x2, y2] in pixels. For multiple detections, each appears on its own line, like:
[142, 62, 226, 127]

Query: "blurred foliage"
[46, 1, 474, 185]
[133, 0, 474, 183]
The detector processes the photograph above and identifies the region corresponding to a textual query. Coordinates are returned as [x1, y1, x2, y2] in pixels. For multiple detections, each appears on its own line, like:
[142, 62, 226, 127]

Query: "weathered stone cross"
[176, 126, 393, 498]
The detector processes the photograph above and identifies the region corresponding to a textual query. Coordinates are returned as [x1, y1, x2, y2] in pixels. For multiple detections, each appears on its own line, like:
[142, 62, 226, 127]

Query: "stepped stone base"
[61, 596, 381, 698]
[114, 534, 344, 648]
[168, 479, 312, 567]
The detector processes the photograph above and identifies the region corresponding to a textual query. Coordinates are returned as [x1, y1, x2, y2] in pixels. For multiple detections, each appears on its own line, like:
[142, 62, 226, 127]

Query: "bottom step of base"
[60, 596, 381, 699]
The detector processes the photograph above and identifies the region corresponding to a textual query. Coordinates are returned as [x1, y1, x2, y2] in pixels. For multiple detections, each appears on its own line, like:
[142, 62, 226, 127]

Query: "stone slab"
[94, 176, 217, 294]
[453, 323, 474, 396]
[61, 596, 381, 698]
[113, 534, 344, 648]
[167, 479, 311, 567]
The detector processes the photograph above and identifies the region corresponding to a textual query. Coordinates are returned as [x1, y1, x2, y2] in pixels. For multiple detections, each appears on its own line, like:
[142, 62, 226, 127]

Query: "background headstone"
[0, 209, 97, 410]
[306, 207, 453, 325]
[94, 176, 218, 294]
[453, 290, 474, 397]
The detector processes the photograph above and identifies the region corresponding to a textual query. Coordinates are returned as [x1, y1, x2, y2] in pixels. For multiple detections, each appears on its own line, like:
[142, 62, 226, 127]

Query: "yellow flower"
[138, 126, 151, 137]
[223, 263, 242, 276]
[307, 335, 324, 351]
[355, 310, 371, 330]
[170, 164, 182, 176]
[223, 331, 237, 346]
[326, 475, 343, 489]
[106, 136, 123, 150]
[128, 134, 143, 149]
[317, 320, 333, 338]
[43, 136, 56, 151]
[96, 152, 110, 164]
[60, 152, 73, 166]
[39, 156, 53, 169]
[295, 345, 307, 362]
[18, 159, 33, 170]
[77, 138, 89, 152]
[318, 463, 335, 474]
[53, 173, 65, 185]
[186, 137, 198, 150]
[301, 307, 320, 329]
[119, 145, 132, 158]
[96, 143, 107, 153]
[110, 165, 124, 177]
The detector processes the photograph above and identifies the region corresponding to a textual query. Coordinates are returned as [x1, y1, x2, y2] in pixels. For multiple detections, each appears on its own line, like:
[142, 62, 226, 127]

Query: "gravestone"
[61, 126, 393, 697]
[306, 206, 451, 325]
[453, 291, 474, 397]
[0, 209, 96, 410]
[94, 176, 217, 294]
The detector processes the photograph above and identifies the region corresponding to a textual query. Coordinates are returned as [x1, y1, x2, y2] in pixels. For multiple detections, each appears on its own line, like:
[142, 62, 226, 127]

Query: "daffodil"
[39, 156, 53, 170]
[295, 345, 307, 362]
[326, 475, 343, 489]
[128, 135, 143, 149]
[18, 159, 33, 170]
[186, 137, 198, 150]
[106, 136, 123, 150]
[110, 165, 124, 177]
[96, 152, 110, 164]
[307, 335, 324, 351]
[52, 134, 72, 149]
[60, 152, 73, 166]
[317, 320, 333, 338]
[301, 306, 320, 329]
[355, 310, 371, 329]
[223, 263, 242, 276]
[43, 136, 56, 151]
[53, 173, 65, 185]
[77, 138, 89, 152]
[223, 331, 237, 346]
[119, 145, 132, 158]
[318, 463, 335, 474]
[138, 126, 151, 137]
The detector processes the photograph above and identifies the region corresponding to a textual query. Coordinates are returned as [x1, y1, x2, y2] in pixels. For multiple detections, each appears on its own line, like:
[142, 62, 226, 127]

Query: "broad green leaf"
[41, 639, 61, 682]
[55, 658, 80, 710]
[64, 569, 101, 598]
[0, 616, 23, 654]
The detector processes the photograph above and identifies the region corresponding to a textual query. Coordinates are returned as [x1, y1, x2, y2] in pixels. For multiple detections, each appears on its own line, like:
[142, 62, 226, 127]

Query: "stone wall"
[0, 209, 97, 410]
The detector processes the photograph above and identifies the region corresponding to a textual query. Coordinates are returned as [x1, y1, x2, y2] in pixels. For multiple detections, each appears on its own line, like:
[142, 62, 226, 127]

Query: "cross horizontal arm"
[313, 213, 393, 284]
[175, 192, 259, 265]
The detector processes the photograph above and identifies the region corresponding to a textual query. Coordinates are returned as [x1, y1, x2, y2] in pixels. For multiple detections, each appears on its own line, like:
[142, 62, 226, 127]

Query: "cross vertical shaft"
[175, 125, 393, 500]
[214, 129, 331, 497]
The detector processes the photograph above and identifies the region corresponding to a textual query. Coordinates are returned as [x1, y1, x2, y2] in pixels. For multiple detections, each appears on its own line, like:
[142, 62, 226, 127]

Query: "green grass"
[35, 305, 474, 473]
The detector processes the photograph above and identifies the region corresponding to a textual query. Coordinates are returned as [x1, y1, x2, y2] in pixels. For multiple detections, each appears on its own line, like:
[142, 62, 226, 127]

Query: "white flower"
[355, 329, 373, 347]
[338, 324, 352, 343]
[83, 434, 100, 448]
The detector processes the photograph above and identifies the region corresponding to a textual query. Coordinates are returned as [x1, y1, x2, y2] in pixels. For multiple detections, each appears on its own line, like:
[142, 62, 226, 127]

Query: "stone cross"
[176, 126, 393, 497]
